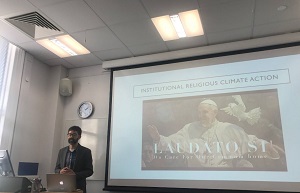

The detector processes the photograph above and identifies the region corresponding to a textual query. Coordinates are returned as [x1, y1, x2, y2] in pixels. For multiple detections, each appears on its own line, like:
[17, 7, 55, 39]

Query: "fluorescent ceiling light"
[36, 35, 90, 58]
[56, 35, 90, 55]
[151, 15, 179, 41]
[36, 39, 71, 58]
[179, 9, 204, 37]
[152, 9, 204, 41]
[170, 15, 186, 38]
[50, 38, 77, 56]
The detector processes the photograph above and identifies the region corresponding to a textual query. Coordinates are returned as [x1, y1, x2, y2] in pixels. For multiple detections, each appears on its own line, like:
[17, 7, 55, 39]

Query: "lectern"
[0, 176, 31, 192]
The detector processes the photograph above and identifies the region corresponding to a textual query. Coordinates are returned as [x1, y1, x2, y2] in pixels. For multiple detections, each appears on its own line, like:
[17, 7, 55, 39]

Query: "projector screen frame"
[104, 41, 300, 193]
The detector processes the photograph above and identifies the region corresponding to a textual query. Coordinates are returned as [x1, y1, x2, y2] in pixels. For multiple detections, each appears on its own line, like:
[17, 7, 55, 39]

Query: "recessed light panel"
[37, 35, 90, 58]
[152, 9, 204, 41]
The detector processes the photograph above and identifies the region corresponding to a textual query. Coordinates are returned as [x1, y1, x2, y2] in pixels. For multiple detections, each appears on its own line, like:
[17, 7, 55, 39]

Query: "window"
[0, 37, 15, 145]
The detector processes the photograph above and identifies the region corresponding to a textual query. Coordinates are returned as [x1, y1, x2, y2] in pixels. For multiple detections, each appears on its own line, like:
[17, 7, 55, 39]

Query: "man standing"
[55, 126, 93, 193]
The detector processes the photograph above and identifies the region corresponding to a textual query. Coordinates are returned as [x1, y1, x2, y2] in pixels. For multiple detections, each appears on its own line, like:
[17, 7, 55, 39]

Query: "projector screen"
[105, 45, 300, 193]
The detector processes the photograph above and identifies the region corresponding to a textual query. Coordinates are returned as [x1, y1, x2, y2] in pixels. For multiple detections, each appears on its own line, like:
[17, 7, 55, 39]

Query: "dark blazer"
[55, 144, 93, 193]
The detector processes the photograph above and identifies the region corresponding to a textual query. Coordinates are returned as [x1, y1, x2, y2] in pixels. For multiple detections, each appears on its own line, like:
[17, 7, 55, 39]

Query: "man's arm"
[75, 148, 94, 180]
[54, 149, 63, 173]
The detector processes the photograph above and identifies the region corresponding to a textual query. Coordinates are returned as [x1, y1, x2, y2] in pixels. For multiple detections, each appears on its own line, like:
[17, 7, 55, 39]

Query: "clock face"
[78, 101, 93, 119]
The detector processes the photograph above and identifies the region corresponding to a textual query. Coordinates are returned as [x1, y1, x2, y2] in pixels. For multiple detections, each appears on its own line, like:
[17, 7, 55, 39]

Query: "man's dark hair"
[68, 126, 82, 135]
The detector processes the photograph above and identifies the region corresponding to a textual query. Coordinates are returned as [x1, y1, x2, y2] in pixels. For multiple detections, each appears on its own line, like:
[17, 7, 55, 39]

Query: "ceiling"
[0, 0, 300, 69]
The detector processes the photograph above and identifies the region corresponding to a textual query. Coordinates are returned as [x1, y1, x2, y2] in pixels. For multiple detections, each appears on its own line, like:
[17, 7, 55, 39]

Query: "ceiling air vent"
[6, 12, 63, 40]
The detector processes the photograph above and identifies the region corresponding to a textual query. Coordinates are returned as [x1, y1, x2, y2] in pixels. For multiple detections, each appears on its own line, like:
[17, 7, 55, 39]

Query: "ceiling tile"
[63, 53, 103, 67]
[71, 27, 124, 52]
[198, 0, 244, 7]
[199, 0, 255, 33]
[85, 0, 149, 25]
[166, 36, 207, 51]
[254, 0, 300, 25]
[43, 58, 74, 69]
[128, 42, 168, 56]
[207, 27, 252, 45]
[28, 0, 71, 8]
[0, 20, 33, 44]
[93, 48, 133, 61]
[110, 19, 162, 46]
[18, 41, 59, 61]
[142, 0, 199, 17]
[41, 0, 105, 33]
[253, 19, 300, 38]
[1, 0, 300, 69]
[0, 0, 36, 17]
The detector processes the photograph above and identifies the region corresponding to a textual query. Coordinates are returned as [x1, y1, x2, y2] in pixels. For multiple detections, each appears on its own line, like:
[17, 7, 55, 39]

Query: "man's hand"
[147, 125, 160, 142]
[60, 167, 75, 175]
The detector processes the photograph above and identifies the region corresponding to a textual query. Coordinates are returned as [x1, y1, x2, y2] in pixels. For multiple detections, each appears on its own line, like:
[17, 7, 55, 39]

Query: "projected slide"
[107, 51, 300, 192]
[142, 90, 286, 171]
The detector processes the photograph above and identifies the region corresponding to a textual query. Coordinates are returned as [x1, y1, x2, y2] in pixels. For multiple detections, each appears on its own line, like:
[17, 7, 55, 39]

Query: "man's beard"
[68, 138, 78, 145]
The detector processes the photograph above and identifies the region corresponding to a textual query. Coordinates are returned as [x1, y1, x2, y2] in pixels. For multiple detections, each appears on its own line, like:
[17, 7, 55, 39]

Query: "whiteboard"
[62, 118, 107, 180]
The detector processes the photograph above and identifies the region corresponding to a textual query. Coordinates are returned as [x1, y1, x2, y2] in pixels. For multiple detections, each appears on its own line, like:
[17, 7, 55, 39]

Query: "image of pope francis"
[147, 99, 280, 168]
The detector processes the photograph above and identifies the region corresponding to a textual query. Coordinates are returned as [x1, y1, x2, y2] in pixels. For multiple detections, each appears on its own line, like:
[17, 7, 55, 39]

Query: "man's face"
[198, 103, 218, 128]
[142, 145, 154, 163]
[67, 130, 80, 145]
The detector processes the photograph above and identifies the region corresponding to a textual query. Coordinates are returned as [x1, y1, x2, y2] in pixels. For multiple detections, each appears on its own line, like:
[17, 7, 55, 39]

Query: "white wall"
[63, 65, 110, 192]
[9, 53, 65, 184]
[60, 65, 142, 193]
[7, 51, 111, 192]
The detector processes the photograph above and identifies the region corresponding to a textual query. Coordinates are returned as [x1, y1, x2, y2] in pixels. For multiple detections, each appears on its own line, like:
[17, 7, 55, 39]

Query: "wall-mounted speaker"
[59, 78, 72, 96]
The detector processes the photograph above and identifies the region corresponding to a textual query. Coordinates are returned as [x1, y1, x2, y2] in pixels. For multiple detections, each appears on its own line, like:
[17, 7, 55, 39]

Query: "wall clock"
[78, 101, 94, 119]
